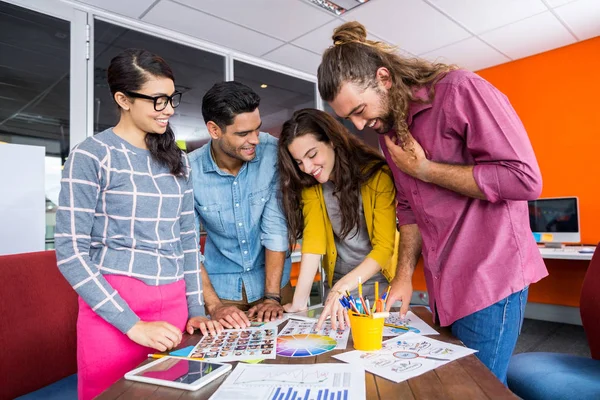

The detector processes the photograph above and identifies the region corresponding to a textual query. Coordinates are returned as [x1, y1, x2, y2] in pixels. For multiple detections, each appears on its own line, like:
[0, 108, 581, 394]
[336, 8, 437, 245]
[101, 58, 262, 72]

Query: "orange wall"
[413, 37, 600, 306]
[477, 36, 600, 246]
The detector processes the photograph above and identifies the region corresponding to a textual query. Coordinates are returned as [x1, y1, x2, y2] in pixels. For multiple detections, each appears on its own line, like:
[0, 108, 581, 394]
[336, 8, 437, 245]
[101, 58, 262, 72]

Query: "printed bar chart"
[270, 387, 349, 400]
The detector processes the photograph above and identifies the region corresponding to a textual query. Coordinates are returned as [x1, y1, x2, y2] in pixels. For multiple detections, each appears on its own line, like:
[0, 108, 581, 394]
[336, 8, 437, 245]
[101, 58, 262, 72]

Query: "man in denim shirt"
[189, 82, 292, 328]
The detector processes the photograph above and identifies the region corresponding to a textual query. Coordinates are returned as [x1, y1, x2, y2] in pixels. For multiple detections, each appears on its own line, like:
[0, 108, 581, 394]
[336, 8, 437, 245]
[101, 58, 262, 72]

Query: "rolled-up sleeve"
[260, 169, 289, 252]
[449, 77, 542, 203]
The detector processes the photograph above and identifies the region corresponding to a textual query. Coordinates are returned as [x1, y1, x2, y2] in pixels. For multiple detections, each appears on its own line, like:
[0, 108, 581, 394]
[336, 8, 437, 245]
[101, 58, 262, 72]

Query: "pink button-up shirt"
[380, 70, 548, 326]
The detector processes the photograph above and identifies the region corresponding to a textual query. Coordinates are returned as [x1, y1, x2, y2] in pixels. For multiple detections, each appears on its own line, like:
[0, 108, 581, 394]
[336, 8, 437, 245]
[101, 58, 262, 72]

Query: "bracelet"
[264, 294, 282, 304]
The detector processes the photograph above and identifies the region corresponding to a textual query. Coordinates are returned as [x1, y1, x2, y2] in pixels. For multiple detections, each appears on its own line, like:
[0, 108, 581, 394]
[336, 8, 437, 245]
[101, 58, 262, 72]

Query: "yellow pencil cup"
[348, 312, 385, 351]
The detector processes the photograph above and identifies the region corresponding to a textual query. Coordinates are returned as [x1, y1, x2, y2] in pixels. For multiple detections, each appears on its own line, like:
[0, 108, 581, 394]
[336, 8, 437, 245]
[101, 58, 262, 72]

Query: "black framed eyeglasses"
[124, 91, 182, 111]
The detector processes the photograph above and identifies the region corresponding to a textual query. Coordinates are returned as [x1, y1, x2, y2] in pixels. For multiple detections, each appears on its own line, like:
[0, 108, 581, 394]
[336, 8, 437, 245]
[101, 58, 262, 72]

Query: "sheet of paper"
[333, 332, 477, 383]
[286, 305, 327, 322]
[190, 328, 277, 362]
[383, 311, 439, 336]
[280, 319, 350, 349]
[209, 363, 366, 400]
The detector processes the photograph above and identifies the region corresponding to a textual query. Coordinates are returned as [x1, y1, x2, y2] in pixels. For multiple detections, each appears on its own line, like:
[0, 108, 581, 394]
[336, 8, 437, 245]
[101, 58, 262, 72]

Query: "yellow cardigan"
[300, 167, 399, 288]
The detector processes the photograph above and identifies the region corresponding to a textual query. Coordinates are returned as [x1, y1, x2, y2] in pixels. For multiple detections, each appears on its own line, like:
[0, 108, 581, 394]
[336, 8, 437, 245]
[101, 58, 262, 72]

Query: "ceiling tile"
[142, 0, 283, 57]
[420, 37, 510, 71]
[74, 0, 156, 19]
[480, 11, 576, 60]
[427, 0, 547, 34]
[292, 20, 346, 55]
[554, 0, 600, 40]
[292, 20, 395, 55]
[173, 0, 336, 41]
[341, 0, 470, 55]
[545, 0, 579, 7]
[263, 44, 322, 75]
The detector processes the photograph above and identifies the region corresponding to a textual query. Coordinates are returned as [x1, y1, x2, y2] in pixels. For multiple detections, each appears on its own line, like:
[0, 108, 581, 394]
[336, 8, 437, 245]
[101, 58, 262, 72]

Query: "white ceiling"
[73, 0, 600, 74]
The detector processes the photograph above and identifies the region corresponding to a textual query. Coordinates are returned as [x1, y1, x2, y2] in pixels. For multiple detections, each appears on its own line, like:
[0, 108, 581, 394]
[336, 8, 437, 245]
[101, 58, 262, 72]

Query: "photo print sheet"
[191, 328, 277, 362]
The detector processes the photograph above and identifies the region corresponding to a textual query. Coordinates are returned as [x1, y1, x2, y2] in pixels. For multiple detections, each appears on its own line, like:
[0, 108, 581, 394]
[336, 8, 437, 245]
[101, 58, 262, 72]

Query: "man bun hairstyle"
[318, 21, 456, 146]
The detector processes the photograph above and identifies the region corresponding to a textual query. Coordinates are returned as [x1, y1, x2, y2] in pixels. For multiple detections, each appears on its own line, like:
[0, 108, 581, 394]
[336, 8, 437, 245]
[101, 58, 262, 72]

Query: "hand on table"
[185, 316, 223, 336]
[209, 303, 251, 329]
[248, 299, 283, 322]
[316, 290, 349, 331]
[126, 320, 182, 352]
[384, 276, 413, 319]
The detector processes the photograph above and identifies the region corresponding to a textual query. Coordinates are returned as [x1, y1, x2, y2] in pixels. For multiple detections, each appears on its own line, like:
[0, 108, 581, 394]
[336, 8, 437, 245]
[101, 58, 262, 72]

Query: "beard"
[374, 88, 394, 134]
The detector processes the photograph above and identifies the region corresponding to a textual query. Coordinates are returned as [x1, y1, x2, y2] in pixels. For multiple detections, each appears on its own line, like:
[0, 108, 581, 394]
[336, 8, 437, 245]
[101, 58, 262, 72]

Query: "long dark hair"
[318, 21, 456, 147]
[278, 108, 389, 248]
[107, 48, 184, 176]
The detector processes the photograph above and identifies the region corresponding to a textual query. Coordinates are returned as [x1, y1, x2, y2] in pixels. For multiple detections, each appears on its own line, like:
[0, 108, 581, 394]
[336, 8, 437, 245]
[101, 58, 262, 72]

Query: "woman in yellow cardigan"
[277, 108, 398, 330]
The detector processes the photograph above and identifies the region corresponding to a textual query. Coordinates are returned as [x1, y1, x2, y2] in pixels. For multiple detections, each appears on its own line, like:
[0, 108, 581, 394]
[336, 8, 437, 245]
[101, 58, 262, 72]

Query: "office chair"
[506, 244, 600, 399]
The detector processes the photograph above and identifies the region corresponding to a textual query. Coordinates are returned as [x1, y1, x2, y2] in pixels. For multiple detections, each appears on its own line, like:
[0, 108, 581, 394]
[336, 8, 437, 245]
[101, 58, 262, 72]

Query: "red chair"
[199, 232, 207, 254]
[0, 250, 78, 399]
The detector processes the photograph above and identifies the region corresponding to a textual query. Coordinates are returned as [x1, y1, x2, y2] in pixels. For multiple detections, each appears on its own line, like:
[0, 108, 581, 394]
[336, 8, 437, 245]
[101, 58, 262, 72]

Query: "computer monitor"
[528, 197, 580, 247]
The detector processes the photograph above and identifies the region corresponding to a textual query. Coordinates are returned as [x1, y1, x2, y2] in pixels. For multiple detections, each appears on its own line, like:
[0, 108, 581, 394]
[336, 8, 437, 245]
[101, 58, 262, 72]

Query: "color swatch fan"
[276, 334, 336, 357]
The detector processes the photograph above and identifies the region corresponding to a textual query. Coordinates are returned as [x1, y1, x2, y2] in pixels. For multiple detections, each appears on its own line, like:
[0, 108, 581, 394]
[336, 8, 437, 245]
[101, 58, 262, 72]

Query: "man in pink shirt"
[318, 21, 548, 384]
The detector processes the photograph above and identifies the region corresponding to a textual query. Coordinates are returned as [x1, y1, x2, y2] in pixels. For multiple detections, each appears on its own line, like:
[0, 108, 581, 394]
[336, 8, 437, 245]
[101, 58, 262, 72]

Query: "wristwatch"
[264, 293, 282, 304]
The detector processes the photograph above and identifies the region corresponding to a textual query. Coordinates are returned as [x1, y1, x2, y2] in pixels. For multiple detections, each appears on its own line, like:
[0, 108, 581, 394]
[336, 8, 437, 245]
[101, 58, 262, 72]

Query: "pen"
[375, 281, 379, 303]
[148, 354, 205, 360]
[384, 323, 409, 331]
[358, 276, 363, 299]
[383, 285, 391, 300]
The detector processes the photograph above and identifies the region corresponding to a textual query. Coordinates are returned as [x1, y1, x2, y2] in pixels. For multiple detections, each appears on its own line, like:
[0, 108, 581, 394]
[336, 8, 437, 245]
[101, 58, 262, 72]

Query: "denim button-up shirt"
[188, 132, 291, 302]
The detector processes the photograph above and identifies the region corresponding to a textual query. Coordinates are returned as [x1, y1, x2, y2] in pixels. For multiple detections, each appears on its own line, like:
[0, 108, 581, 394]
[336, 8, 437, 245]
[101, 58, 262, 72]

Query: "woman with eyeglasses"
[54, 48, 220, 399]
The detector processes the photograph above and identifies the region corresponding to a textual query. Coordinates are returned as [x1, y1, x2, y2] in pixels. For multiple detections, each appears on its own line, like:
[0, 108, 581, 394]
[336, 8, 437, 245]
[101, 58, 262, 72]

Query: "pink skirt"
[77, 275, 187, 400]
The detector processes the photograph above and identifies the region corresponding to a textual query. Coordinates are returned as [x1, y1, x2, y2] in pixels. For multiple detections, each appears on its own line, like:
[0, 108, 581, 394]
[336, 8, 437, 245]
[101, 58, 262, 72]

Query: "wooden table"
[98, 307, 517, 399]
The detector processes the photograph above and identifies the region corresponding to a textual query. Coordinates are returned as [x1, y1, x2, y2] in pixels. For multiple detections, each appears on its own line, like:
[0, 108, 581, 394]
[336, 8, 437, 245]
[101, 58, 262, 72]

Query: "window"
[233, 61, 315, 137]
[0, 2, 70, 249]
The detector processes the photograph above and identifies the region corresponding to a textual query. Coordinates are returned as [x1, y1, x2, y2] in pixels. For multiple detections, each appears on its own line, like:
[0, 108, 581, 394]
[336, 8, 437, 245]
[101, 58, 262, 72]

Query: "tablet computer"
[287, 305, 329, 322]
[125, 356, 232, 391]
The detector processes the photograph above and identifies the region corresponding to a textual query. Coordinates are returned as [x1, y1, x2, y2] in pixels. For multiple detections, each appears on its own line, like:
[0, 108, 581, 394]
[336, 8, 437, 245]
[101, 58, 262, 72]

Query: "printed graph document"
[383, 311, 439, 337]
[333, 332, 477, 383]
[209, 363, 365, 400]
[279, 319, 350, 349]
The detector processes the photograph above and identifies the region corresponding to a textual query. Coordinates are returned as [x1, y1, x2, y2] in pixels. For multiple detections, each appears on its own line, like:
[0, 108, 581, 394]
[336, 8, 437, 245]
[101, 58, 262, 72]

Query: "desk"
[538, 246, 595, 261]
[98, 307, 516, 400]
[296, 248, 596, 261]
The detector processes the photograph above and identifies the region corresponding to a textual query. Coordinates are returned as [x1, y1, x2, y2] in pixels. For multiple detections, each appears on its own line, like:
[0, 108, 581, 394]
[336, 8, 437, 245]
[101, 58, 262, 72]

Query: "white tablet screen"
[131, 359, 223, 384]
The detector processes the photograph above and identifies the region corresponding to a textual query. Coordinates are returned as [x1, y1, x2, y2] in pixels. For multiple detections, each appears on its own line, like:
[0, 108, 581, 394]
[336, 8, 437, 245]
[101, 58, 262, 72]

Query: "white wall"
[0, 143, 45, 255]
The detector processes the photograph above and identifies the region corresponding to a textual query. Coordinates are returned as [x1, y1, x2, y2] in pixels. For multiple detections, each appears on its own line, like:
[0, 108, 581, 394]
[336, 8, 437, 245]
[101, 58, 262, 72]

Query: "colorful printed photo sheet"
[191, 328, 277, 362]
